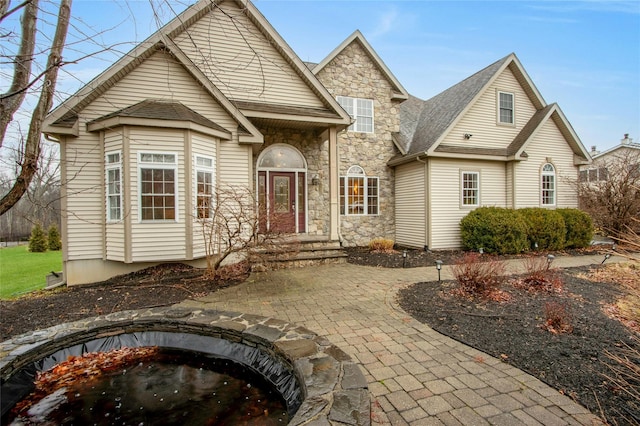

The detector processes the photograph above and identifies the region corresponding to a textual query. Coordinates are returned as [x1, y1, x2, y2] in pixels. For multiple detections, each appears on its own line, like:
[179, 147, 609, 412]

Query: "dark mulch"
[397, 267, 639, 425]
[0, 263, 249, 341]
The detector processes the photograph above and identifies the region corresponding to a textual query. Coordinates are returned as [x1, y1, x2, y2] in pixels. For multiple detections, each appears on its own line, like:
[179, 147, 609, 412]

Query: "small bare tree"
[576, 149, 640, 239]
[197, 185, 296, 279]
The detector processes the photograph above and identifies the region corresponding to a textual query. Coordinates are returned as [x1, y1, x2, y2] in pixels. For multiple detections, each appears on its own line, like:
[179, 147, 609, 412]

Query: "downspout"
[415, 154, 429, 251]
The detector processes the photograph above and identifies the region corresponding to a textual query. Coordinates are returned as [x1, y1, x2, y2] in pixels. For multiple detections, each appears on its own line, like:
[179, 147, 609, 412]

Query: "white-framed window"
[337, 96, 374, 133]
[461, 171, 480, 207]
[339, 165, 379, 215]
[105, 151, 122, 221]
[498, 91, 514, 124]
[195, 155, 214, 219]
[541, 163, 556, 206]
[138, 152, 178, 221]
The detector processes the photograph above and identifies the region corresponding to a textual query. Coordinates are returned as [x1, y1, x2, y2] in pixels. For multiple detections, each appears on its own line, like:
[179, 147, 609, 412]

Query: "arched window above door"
[258, 144, 306, 169]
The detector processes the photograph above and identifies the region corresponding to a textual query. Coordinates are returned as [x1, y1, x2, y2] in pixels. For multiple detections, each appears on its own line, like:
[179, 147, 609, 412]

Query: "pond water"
[8, 349, 289, 425]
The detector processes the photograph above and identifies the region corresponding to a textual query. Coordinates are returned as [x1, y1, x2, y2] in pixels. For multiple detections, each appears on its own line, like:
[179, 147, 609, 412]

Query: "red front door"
[269, 172, 296, 233]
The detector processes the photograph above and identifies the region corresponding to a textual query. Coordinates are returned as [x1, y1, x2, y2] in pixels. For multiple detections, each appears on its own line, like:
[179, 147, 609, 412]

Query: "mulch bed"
[0, 263, 248, 341]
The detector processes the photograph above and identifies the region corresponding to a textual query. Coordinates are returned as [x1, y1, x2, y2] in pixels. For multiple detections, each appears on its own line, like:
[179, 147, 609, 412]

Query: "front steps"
[251, 235, 347, 271]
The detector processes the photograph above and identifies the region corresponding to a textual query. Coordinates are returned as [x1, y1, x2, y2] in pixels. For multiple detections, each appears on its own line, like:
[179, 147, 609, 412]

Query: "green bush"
[460, 207, 528, 254]
[47, 224, 62, 251]
[556, 208, 593, 249]
[28, 223, 48, 253]
[519, 208, 565, 251]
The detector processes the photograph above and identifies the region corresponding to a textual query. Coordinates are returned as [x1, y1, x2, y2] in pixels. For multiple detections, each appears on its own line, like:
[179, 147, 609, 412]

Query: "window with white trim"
[461, 171, 479, 206]
[498, 91, 514, 124]
[195, 155, 214, 219]
[139, 152, 177, 221]
[105, 151, 122, 221]
[541, 163, 556, 206]
[339, 165, 379, 215]
[337, 96, 374, 133]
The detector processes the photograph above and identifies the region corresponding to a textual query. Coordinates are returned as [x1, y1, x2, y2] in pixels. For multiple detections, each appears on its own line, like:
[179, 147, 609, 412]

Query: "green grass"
[0, 245, 62, 299]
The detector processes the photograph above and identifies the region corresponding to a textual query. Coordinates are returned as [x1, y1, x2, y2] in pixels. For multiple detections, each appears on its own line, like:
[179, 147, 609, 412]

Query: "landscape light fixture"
[435, 260, 443, 281]
[479, 247, 484, 255]
[546, 254, 555, 269]
[403, 250, 408, 268]
[601, 253, 611, 265]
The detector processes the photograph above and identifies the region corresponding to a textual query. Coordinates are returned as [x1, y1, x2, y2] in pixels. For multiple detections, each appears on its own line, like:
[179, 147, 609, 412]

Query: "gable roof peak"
[313, 30, 408, 100]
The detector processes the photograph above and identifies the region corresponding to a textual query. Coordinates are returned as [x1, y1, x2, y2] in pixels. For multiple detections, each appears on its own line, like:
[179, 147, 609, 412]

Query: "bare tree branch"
[0, 0, 71, 216]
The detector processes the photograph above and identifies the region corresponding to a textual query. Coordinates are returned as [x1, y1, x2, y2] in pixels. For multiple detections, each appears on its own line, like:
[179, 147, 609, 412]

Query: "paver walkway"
[176, 254, 622, 425]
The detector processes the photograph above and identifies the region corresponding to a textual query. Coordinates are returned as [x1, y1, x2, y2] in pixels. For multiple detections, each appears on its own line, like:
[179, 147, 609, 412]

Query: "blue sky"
[11, 0, 640, 152]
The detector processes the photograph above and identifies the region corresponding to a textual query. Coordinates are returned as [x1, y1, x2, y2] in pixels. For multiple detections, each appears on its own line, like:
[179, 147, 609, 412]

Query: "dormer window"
[498, 91, 514, 125]
[337, 96, 374, 133]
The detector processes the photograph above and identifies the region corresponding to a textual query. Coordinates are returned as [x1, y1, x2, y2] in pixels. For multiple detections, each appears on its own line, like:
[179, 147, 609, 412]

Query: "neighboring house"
[42, 0, 590, 285]
[579, 134, 639, 183]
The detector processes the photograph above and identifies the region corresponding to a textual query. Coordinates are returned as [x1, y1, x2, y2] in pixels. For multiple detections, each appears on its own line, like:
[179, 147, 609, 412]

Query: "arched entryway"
[256, 144, 307, 233]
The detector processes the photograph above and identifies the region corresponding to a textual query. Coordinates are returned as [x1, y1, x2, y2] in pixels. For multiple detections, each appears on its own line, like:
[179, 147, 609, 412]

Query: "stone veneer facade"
[315, 40, 402, 247]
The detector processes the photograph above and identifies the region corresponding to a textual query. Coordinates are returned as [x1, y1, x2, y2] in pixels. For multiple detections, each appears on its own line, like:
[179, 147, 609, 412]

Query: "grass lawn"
[0, 245, 62, 299]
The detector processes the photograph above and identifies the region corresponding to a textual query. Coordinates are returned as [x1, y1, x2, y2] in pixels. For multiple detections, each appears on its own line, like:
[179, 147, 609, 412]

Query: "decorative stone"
[275, 339, 318, 360]
[341, 362, 368, 390]
[329, 389, 371, 425]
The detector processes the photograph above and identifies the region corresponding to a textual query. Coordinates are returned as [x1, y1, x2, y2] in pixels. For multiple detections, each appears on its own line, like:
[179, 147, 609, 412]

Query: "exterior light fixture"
[601, 253, 611, 265]
[311, 175, 320, 186]
[534, 242, 538, 250]
[435, 260, 443, 281]
[402, 250, 408, 268]
[546, 254, 555, 269]
[479, 247, 484, 255]
[463, 133, 473, 140]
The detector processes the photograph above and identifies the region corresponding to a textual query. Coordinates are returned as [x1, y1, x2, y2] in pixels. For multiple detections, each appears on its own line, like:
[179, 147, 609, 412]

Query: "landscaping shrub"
[519, 208, 565, 251]
[556, 208, 593, 249]
[368, 238, 395, 253]
[47, 225, 62, 251]
[542, 301, 573, 334]
[520, 255, 563, 292]
[460, 207, 528, 254]
[451, 252, 506, 296]
[28, 223, 48, 253]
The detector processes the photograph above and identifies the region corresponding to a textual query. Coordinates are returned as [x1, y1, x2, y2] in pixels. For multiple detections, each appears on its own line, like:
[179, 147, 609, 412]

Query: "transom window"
[139, 152, 177, 221]
[195, 155, 215, 219]
[105, 151, 122, 221]
[340, 165, 379, 215]
[498, 91, 514, 124]
[337, 96, 374, 133]
[461, 171, 479, 206]
[541, 163, 556, 206]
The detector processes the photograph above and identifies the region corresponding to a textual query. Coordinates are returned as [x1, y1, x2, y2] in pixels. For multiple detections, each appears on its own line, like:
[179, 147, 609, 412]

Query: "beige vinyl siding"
[219, 142, 251, 186]
[191, 132, 218, 259]
[83, 50, 237, 131]
[129, 128, 187, 262]
[63, 134, 104, 260]
[430, 158, 507, 249]
[443, 68, 538, 150]
[395, 161, 426, 248]
[514, 118, 579, 208]
[104, 131, 125, 261]
[174, 2, 324, 108]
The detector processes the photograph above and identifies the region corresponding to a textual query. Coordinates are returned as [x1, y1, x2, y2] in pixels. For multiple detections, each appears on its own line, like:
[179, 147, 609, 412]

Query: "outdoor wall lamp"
[311, 174, 320, 186]
[463, 133, 473, 140]
[435, 260, 443, 281]
[402, 250, 408, 268]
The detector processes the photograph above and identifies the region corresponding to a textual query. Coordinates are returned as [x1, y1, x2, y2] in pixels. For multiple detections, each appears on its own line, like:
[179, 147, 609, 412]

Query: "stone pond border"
[0, 306, 370, 425]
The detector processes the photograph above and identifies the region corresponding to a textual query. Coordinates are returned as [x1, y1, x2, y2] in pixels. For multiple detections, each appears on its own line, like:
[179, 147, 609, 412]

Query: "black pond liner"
[1, 331, 303, 420]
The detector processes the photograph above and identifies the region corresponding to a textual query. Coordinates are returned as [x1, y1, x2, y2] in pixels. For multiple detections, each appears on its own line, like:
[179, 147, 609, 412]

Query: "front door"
[269, 172, 296, 233]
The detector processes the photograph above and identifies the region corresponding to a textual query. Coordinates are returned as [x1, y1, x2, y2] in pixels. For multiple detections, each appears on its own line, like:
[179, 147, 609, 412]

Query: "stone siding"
[316, 40, 402, 247]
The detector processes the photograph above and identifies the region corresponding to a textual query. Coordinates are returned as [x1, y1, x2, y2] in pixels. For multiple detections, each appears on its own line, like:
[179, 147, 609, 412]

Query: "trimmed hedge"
[519, 208, 566, 251]
[460, 207, 528, 254]
[556, 208, 593, 248]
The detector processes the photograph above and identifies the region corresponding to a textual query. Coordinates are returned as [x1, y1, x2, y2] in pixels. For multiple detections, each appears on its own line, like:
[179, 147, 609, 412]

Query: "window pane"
[367, 178, 378, 215]
[462, 172, 478, 205]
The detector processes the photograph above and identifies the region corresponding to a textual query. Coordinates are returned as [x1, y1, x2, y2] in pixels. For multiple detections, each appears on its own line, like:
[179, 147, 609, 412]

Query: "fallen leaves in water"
[12, 346, 159, 416]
